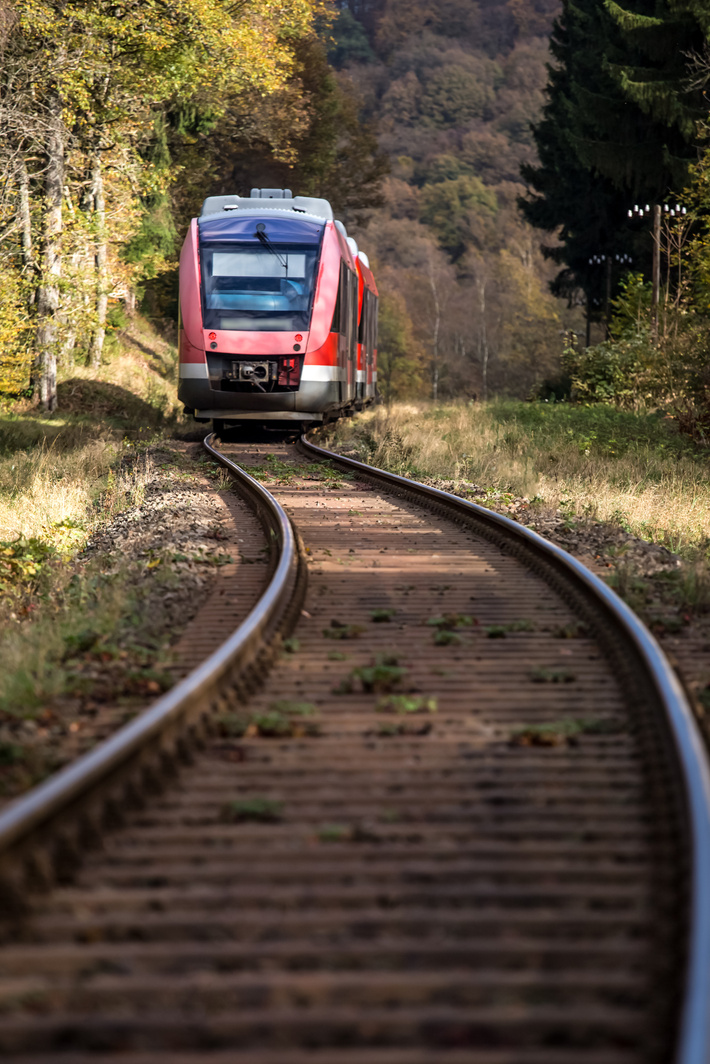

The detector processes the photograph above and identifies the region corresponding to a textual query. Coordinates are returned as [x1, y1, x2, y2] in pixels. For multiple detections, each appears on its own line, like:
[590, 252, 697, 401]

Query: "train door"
[333, 262, 347, 403]
[348, 268, 358, 402]
[333, 261, 357, 405]
[372, 294, 379, 397]
[357, 276, 367, 403]
[359, 288, 377, 399]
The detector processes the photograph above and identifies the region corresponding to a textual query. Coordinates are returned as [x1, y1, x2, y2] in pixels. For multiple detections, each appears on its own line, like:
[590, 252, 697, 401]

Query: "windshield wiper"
[255, 223, 287, 269]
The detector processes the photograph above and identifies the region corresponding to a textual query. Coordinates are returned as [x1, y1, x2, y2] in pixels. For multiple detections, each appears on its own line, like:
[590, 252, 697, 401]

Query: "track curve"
[0, 432, 706, 1063]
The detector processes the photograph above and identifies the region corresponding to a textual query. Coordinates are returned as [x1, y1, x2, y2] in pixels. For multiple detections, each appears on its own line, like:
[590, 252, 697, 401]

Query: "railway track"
[0, 431, 708, 1062]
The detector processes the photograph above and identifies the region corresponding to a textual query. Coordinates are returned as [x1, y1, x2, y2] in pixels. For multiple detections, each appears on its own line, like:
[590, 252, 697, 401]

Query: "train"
[178, 188, 379, 432]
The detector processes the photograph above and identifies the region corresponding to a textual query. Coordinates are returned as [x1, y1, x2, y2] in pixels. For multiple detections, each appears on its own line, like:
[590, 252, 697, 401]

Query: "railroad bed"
[0, 434, 708, 1063]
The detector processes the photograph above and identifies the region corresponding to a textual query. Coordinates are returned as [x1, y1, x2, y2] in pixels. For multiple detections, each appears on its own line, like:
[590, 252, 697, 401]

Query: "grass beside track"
[0, 317, 181, 545]
[0, 318, 187, 794]
[323, 399, 710, 555]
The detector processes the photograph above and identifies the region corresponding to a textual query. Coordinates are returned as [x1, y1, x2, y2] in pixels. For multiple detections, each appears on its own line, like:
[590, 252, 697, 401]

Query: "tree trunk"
[604, 255, 612, 339]
[428, 262, 441, 401]
[476, 276, 489, 402]
[34, 99, 64, 412]
[88, 151, 108, 370]
[652, 203, 661, 342]
[18, 156, 35, 306]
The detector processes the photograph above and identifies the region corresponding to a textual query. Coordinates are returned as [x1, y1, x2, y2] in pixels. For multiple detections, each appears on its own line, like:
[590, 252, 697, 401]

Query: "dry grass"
[0, 316, 180, 547]
[0, 428, 148, 544]
[324, 399, 710, 553]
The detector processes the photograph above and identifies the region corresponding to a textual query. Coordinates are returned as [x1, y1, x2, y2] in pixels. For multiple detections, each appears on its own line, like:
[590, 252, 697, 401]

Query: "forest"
[2, 0, 710, 421]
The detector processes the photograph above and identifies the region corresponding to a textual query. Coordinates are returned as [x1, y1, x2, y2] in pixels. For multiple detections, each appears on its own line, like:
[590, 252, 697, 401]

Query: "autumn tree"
[330, 0, 581, 400]
[0, 0, 318, 408]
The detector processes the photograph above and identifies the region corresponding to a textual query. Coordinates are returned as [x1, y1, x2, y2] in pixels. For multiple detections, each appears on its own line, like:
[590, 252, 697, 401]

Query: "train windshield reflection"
[200, 243, 320, 332]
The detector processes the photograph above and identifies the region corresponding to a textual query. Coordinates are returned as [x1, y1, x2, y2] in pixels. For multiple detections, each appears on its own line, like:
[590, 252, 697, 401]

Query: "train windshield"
[200, 242, 320, 332]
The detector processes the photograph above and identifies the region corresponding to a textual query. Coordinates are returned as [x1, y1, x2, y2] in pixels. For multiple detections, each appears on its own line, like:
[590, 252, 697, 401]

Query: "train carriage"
[178, 188, 378, 429]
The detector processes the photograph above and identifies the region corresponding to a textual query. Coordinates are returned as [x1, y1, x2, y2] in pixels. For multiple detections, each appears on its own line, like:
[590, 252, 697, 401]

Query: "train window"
[331, 262, 348, 334]
[350, 273, 358, 343]
[358, 289, 377, 363]
[341, 264, 349, 338]
[359, 289, 371, 347]
[200, 241, 320, 332]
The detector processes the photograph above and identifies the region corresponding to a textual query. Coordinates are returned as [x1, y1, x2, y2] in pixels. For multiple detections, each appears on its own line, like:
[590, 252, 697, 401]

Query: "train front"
[178, 195, 338, 425]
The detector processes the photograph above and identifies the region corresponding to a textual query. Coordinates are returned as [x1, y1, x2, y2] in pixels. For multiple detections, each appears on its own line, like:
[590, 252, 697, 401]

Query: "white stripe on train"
[179, 363, 347, 382]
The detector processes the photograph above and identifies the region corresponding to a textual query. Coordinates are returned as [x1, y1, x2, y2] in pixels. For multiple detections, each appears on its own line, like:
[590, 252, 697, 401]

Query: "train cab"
[178, 188, 378, 427]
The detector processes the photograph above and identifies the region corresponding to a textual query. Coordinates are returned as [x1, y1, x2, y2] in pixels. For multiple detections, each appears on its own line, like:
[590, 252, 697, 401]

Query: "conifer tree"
[521, 0, 705, 322]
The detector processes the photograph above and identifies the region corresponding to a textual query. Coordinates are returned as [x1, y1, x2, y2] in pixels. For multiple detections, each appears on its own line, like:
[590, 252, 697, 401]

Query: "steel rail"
[0, 433, 299, 878]
[301, 432, 710, 1064]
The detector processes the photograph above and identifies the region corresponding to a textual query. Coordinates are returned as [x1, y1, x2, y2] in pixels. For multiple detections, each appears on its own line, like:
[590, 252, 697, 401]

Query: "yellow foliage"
[0, 266, 32, 398]
[14, 0, 317, 126]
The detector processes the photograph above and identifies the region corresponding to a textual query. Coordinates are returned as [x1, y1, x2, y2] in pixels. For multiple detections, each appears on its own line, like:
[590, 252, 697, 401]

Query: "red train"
[178, 188, 379, 431]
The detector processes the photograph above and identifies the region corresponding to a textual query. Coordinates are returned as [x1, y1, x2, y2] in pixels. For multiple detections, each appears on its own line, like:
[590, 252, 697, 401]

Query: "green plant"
[485, 620, 534, 638]
[247, 705, 320, 738]
[485, 625, 507, 638]
[247, 711, 293, 737]
[553, 622, 588, 639]
[351, 658, 408, 694]
[511, 716, 625, 746]
[222, 797, 284, 822]
[323, 621, 365, 640]
[318, 824, 351, 842]
[270, 700, 316, 716]
[426, 613, 474, 629]
[434, 630, 461, 646]
[376, 695, 437, 714]
[0, 537, 56, 593]
[217, 713, 249, 738]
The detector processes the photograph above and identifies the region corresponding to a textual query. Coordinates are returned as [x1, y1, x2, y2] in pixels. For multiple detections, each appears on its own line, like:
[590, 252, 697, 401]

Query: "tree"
[375, 289, 425, 399]
[193, 35, 388, 228]
[329, 8, 375, 67]
[0, 0, 318, 408]
[521, 0, 706, 328]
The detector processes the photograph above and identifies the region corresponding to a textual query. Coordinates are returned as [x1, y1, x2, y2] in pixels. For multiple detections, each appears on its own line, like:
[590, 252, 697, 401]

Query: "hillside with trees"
[3, 0, 710, 419]
[522, 0, 710, 440]
[0, 0, 582, 412]
[330, 0, 579, 400]
[0, 0, 386, 411]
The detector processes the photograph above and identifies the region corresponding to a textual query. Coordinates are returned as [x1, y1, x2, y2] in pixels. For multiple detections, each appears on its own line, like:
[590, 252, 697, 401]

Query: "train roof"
[198, 214, 324, 244]
[197, 190, 373, 274]
[200, 189, 334, 222]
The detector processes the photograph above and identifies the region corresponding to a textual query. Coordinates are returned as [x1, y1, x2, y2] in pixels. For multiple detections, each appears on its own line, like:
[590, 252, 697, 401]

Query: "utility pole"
[604, 256, 612, 339]
[629, 202, 686, 343]
[652, 204, 661, 340]
[587, 252, 632, 344]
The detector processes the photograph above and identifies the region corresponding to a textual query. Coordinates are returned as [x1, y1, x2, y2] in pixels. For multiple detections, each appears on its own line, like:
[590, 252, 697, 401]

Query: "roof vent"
[250, 188, 293, 199]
